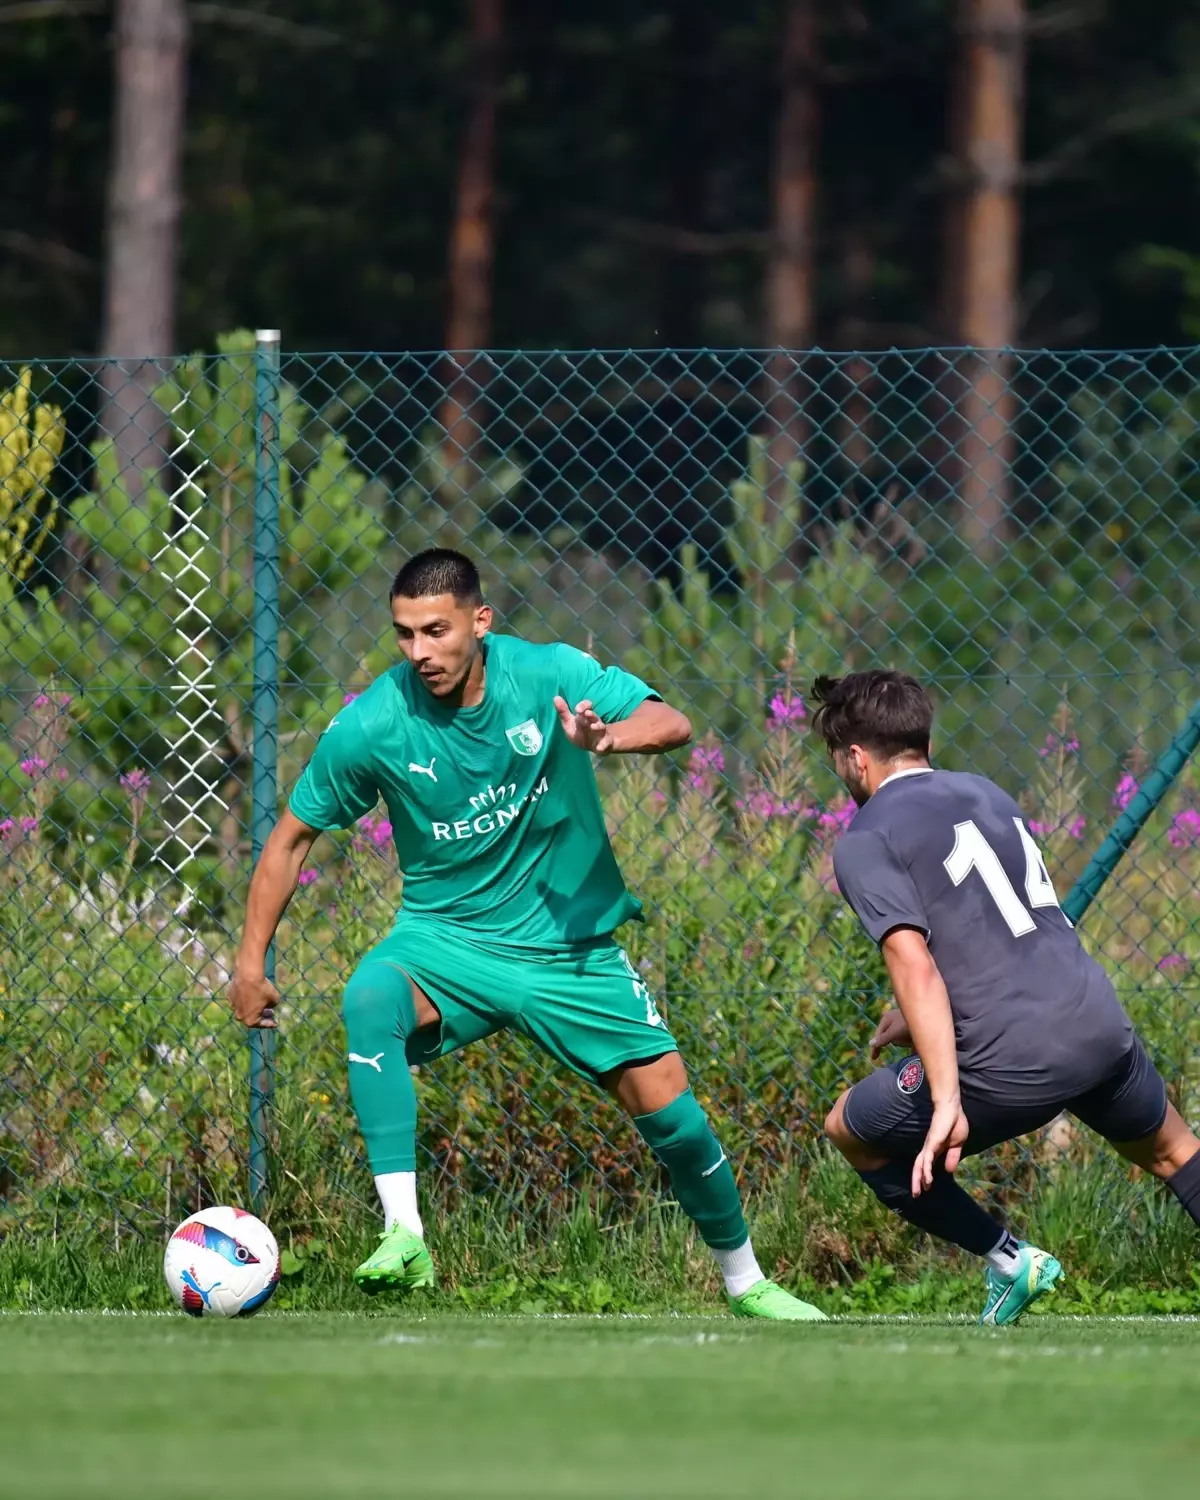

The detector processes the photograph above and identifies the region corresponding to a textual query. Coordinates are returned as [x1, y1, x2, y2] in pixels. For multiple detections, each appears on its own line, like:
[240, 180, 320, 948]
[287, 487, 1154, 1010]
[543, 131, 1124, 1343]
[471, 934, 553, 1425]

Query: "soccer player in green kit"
[229, 548, 823, 1319]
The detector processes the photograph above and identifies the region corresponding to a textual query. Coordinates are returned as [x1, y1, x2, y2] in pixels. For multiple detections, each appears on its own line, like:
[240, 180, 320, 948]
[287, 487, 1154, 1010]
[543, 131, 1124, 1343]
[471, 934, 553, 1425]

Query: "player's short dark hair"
[810, 670, 933, 758]
[390, 548, 483, 605]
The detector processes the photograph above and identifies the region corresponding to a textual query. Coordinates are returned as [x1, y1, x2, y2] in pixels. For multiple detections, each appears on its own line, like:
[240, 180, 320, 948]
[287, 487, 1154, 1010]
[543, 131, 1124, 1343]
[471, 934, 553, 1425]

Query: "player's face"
[392, 593, 492, 698]
[833, 745, 873, 806]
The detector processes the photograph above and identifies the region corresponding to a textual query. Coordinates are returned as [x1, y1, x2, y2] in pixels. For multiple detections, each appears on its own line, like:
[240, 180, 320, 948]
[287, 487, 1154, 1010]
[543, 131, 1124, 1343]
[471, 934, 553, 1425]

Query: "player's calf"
[610, 1056, 826, 1320]
[1112, 1104, 1200, 1226]
[1166, 1151, 1200, 1226]
[343, 957, 440, 1292]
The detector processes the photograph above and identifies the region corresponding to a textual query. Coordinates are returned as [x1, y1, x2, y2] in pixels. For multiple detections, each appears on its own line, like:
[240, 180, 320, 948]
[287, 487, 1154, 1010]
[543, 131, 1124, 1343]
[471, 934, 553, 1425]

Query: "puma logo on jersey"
[348, 1052, 384, 1072]
[408, 758, 437, 782]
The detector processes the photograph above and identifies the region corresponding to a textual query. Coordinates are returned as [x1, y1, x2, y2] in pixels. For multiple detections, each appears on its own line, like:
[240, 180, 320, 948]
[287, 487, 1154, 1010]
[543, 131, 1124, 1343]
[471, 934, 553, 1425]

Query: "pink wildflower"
[1158, 954, 1189, 973]
[1168, 809, 1200, 850]
[19, 756, 48, 778]
[1113, 773, 1139, 812]
[1038, 734, 1079, 759]
[766, 693, 806, 732]
[818, 800, 855, 837]
[737, 790, 778, 820]
[297, 869, 319, 887]
[685, 742, 725, 794]
[737, 791, 818, 821]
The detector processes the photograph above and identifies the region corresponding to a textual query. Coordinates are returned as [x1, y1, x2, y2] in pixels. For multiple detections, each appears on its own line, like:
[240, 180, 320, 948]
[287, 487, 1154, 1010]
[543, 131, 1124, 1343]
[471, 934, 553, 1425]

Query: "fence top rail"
[5, 342, 1200, 364]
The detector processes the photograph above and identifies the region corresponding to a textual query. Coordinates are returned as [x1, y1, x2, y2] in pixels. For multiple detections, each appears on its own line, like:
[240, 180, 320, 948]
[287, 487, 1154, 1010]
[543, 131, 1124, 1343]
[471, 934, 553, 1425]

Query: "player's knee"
[824, 1092, 854, 1151]
[825, 1091, 885, 1170]
[342, 964, 413, 1049]
[661, 1104, 712, 1162]
[633, 1087, 716, 1169]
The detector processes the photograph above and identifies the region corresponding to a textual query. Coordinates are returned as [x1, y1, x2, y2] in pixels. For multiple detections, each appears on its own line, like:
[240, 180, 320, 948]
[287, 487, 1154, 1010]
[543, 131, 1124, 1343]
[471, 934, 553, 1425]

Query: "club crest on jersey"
[505, 719, 543, 756]
[897, 1059, 925, 1096]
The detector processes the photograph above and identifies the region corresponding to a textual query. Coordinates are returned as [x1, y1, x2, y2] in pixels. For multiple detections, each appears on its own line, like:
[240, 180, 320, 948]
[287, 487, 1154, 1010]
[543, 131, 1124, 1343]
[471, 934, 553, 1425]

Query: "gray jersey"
[832, 768, 1132, 1105]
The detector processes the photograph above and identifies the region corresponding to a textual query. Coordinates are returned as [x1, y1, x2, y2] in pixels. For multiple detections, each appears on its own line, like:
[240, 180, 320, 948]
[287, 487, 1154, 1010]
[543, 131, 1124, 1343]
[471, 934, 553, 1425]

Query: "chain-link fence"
[3, 338, 1200, 1246]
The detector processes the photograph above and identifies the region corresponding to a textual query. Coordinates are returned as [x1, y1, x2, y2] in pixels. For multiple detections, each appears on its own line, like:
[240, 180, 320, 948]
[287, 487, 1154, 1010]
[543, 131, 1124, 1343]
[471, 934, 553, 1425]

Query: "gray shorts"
[841, 1037, 1169, 1160]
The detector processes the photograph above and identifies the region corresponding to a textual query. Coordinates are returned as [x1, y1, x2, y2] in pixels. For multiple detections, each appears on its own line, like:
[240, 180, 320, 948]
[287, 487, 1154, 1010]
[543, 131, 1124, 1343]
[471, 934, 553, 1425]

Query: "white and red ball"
[164, 1206, 281, 1318]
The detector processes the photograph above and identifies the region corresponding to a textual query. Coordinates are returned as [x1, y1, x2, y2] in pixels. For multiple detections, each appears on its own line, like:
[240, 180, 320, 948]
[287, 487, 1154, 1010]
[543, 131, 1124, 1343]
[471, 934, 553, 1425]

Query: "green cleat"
[980, 1242, 1062, 1326]
[353, 1224, 436, 1296]
[728, 1280, 828, 1322]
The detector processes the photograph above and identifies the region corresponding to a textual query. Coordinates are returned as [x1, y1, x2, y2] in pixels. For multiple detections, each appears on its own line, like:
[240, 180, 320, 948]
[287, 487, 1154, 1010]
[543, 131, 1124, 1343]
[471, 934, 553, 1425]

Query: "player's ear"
[474, 602, 494, 638]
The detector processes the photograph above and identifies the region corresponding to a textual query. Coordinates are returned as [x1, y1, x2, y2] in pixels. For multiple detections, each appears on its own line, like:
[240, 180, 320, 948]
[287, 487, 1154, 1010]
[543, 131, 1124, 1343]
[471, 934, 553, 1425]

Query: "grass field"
[2, 1311, 1198, 1498]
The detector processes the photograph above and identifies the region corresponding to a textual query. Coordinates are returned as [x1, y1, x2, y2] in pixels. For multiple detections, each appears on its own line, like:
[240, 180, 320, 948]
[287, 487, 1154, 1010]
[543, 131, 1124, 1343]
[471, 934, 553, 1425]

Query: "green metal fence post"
[1063, 699, 1200, 925]
[249, 329, 282, 1212]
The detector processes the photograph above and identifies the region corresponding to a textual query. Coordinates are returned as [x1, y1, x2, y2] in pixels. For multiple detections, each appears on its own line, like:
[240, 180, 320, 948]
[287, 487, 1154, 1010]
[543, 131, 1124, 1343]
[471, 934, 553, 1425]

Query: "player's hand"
[912, 1099, 969, 1197]
[553, 696, 616, 754]
[870, 1007, 912, 1060]
[229, 969, 281, 1029]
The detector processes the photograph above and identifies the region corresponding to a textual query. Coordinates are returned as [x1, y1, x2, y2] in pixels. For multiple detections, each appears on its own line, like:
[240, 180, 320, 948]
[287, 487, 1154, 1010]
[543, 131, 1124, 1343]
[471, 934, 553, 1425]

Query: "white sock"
[984, 1229, 1020, 1274]
[374, 1172, 423, 1237]
[712, 1237, 765, 1298]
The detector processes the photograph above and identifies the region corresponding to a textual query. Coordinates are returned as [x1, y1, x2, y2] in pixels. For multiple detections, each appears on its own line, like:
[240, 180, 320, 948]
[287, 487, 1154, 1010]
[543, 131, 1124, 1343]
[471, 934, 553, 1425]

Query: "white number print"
[1014, 819, 1060, 912]
[620, 949, 664, 1029]
[943, 818, 1065, 938]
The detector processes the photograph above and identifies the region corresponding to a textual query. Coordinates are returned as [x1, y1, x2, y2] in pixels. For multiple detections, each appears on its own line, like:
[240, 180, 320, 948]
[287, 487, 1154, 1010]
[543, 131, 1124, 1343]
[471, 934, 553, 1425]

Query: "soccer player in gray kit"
[813, 669, 1200, 1324]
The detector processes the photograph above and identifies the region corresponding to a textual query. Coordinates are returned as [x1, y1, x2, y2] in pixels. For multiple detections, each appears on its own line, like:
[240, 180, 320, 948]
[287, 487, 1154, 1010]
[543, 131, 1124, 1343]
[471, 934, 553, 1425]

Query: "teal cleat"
[980, 1242, 1062, 1326]
[728, 1280, 828, 1321]
[353, 1224, 436, 1296]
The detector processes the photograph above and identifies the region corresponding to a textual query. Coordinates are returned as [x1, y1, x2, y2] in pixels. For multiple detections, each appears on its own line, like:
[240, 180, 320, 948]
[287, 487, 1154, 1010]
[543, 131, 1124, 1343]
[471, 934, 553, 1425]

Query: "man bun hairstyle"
[810, 669, 933, 758]
[390, 548, 483, 605]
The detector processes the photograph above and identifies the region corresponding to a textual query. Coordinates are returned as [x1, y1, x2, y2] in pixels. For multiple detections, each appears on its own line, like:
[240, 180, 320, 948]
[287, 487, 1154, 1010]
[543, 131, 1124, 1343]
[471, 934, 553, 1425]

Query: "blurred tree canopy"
[2, 0, 1200, 358]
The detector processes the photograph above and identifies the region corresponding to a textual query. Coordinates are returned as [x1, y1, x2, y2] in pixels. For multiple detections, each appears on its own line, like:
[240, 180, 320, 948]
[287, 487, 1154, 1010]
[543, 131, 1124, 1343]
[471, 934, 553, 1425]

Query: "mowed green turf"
[2, 1312, 1199, 1499]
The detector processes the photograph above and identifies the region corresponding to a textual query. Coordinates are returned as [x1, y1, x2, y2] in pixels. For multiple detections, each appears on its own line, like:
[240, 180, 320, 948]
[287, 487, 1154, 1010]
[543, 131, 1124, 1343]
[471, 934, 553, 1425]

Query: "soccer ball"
[164, 1206, 281, 1318]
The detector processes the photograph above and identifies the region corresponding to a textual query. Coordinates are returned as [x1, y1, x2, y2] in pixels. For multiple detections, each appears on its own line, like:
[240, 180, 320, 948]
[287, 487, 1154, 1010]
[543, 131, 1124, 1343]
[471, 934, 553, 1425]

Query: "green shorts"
[346, 918, 678, 1083]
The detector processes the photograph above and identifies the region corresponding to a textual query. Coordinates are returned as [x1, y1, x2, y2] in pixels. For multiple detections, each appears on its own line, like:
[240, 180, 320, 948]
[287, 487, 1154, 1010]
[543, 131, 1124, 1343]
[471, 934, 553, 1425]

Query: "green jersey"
[288, 633, 656, 947]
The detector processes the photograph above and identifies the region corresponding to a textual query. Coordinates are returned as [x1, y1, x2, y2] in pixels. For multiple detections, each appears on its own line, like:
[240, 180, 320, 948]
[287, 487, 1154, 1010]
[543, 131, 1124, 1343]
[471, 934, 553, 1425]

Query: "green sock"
[633, 1088, 749, 1251]
[342, 960, 419, 1173]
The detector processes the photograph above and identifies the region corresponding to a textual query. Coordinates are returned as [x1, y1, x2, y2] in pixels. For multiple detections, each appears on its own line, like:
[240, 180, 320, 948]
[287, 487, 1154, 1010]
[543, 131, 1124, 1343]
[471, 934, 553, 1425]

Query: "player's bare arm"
[870, 1007, 912, 1060]
[880, 928, 969, 1195]
[229, 809, 320, 1030]
[552, 695, 691, 755]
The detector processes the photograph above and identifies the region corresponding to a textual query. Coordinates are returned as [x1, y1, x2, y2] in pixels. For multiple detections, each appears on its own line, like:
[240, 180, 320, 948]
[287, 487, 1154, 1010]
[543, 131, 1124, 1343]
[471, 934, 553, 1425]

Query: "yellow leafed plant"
[0, 368, 66, 581]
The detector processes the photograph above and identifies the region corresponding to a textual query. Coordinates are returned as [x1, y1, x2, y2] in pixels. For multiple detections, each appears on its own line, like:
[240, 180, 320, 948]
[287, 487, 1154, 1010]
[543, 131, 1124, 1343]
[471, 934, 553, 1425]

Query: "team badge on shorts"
[897, 1059, 925, 1095]
[506, 719, 544, 756]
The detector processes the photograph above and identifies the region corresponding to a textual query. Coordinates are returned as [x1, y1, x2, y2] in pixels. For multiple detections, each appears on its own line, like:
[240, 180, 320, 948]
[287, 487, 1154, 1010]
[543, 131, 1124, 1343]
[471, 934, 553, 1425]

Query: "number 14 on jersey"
[944, 818, 1070, 937]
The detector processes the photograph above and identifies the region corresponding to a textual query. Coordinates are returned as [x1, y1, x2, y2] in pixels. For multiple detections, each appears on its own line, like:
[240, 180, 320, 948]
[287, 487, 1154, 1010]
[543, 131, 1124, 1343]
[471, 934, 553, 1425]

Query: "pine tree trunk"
[764, 0, 820, 547]
[440, 0, 502, 534]
[951, 0, 1025, 557]
[99, 0, 187, 537]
